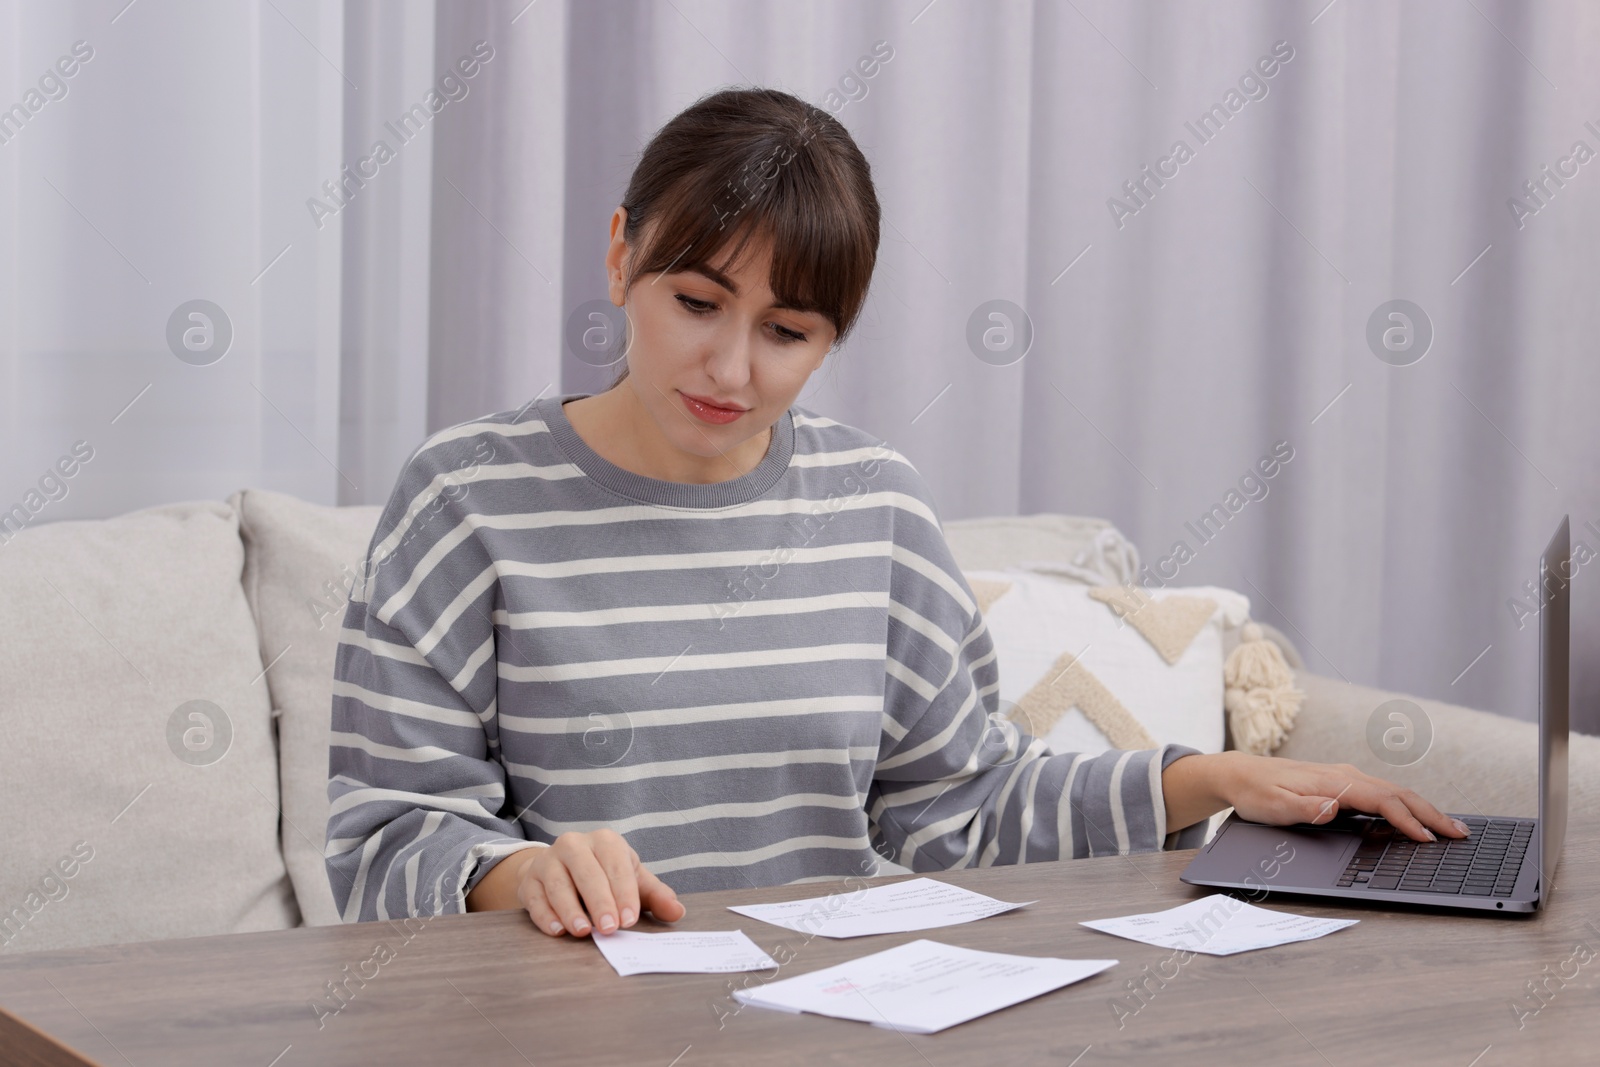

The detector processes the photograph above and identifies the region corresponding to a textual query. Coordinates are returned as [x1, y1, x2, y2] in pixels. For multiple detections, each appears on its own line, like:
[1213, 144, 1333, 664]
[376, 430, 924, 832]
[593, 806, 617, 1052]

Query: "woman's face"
[605, 207, 836, 464]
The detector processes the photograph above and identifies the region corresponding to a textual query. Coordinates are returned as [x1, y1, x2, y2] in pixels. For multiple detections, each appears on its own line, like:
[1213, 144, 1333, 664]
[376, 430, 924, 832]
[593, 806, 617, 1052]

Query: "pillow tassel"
[1223, 622, 1304, 755]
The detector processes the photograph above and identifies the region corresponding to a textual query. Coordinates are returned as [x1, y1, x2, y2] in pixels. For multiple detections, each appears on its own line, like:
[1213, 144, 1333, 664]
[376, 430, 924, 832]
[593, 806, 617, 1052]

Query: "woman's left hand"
[1164, 751, 1471, 842]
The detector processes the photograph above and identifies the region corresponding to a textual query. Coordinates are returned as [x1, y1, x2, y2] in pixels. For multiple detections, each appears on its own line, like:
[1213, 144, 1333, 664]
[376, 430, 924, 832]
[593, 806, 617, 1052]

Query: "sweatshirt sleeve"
[865, 467, 1210, 870]
[325, 432, 544, 922]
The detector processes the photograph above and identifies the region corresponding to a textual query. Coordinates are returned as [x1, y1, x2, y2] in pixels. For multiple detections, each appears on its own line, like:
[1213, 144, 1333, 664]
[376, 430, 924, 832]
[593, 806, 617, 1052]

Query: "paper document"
[732, 939, 1117, 1033]
[727, 877, 1035, 939]
[592, 929, 778, 977]
[1080, 894, 1358, 956]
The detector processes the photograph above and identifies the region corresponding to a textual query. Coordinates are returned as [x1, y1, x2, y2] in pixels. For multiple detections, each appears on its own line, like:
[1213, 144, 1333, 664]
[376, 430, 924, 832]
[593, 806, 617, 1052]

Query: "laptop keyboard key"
[1339, 818, 1536, 900]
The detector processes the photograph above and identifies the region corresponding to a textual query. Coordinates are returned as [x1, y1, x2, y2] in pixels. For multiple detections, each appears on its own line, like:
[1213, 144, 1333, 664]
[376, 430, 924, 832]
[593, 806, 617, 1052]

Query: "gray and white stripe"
[326, 392, 1203, 921]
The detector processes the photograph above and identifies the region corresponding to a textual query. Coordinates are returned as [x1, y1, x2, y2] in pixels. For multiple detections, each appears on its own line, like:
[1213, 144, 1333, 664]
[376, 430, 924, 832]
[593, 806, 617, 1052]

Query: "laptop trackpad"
[1205, 821, 1357, 889]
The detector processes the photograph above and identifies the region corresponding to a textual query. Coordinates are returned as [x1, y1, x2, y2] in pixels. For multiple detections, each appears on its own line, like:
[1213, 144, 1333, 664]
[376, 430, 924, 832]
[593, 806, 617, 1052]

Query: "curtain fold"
[426, 0, 568, 431]
[336, 0, 437, 505]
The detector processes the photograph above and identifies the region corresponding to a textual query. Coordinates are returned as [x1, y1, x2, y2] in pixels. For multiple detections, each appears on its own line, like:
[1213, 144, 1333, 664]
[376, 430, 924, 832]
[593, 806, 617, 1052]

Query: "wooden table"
[4, 819, 1599, 1067]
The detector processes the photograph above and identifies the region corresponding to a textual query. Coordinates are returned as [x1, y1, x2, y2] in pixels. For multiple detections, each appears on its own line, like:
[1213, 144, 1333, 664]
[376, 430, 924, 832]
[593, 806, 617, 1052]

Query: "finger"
[1313, 766, 1467, 840]
[539, 862, 594, 938]
[1284, 792, 1344, 826]
[1386, 785, 1469, 839]
[563, 845, 621, 934]
[637, 866, 685, 922]
[593, 834, 641, 928]
[1292, 772, 1379, 827]
[519, 877, 565, 938]
[1341, 781, 1437, 842]
[1382, 783, 1465, 844]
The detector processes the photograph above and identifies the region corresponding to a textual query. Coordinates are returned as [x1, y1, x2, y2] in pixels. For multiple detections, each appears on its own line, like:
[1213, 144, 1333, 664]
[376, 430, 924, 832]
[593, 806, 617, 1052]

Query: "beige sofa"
[2, 492, 1593, 954]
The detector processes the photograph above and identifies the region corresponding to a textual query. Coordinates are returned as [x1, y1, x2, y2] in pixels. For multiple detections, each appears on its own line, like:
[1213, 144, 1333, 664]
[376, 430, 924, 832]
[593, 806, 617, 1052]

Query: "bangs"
[620, 101, 879, 346]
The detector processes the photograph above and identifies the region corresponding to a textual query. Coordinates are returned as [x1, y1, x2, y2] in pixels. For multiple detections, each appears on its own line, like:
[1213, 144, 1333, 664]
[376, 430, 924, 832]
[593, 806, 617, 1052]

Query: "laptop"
[1181, 515, 1571, 914]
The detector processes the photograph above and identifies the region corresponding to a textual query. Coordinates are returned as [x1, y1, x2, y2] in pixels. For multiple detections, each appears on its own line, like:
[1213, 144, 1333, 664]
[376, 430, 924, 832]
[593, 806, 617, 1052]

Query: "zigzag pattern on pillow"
[968, 577, 1014, 617]
[1005, 648, 1159, 751]
[1087, 585, 1218, 665]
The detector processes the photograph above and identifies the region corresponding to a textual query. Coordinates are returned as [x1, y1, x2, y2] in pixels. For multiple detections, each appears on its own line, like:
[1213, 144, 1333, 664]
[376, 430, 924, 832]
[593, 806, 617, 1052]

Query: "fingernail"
[621, 908, 636, 926]
[1451, 818, 1470, 836]
[572, 917, 590, 934]
[549, 921, 564, 935]
[599, 914, 617, 933]
[1423, 829, 1437, 842]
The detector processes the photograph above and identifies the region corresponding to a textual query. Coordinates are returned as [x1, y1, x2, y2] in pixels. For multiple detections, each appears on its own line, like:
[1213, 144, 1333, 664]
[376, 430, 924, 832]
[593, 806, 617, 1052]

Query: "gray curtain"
[425, 0, 1600, 731]
[3, 0, 1595, 732]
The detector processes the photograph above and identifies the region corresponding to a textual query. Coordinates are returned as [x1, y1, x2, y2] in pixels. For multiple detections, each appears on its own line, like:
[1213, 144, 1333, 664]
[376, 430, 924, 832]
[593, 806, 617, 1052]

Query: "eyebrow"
[682, 265, 821, 316]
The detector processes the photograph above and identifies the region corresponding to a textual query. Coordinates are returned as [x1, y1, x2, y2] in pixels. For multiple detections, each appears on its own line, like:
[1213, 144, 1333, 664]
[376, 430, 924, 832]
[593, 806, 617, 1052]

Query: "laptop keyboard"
[1335, 816, 1533, 896]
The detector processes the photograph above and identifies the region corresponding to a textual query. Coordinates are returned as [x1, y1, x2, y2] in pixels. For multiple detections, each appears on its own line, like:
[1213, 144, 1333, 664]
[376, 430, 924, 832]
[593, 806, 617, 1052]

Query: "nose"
[703, 317, 754, 390]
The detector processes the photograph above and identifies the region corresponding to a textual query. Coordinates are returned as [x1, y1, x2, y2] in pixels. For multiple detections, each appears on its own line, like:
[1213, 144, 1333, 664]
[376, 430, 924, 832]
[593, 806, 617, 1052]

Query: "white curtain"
[1, 0, 348, 510]
[4, 0, 1597, 733]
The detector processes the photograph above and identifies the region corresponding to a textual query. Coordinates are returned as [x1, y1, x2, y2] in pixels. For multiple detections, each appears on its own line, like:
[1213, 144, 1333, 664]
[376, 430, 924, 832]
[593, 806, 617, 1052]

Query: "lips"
[680, 391, 749, 425]
[681, 392, 747, 412]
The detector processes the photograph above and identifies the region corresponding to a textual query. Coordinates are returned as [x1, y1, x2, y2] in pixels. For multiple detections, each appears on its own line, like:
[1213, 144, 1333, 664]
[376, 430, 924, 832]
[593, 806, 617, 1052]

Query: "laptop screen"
[1540, 515, 1571, 900]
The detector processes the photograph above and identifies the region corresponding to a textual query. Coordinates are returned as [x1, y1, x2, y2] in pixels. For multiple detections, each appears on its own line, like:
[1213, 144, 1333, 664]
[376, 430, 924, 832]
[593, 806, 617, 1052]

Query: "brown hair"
[608, 87, 881, 386]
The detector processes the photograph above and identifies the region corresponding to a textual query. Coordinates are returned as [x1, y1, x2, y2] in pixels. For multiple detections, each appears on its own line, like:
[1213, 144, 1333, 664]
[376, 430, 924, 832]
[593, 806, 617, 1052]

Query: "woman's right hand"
[512, 829, 685, 937]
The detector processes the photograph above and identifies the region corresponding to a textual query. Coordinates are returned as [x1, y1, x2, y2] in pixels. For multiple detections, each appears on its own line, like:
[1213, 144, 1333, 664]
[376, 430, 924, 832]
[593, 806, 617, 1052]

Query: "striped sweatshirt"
[325, 392, 1204, 922]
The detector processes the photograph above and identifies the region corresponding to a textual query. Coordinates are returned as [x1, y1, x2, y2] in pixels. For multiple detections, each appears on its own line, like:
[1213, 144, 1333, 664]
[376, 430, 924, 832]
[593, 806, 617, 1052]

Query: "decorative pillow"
[964, 568, 1243, 758]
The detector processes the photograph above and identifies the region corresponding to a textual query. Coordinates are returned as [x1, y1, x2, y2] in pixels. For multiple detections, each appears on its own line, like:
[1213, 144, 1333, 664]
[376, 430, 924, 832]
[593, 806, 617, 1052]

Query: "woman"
[326, 87, 1466, 938]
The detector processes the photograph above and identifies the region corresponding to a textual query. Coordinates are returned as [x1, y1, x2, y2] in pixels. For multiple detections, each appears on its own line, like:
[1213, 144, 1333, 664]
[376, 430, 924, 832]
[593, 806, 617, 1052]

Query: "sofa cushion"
[0, 501, 298, 952]
[235, 489, 382, 926]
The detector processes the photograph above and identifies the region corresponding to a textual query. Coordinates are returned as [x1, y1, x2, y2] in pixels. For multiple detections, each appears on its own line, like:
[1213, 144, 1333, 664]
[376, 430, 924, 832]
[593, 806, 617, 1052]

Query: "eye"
[676, 294, 809, 345]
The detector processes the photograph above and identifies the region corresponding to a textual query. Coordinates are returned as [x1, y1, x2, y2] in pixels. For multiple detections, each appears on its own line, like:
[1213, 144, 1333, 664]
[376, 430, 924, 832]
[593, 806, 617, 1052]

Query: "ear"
[605, 207, 630, 306]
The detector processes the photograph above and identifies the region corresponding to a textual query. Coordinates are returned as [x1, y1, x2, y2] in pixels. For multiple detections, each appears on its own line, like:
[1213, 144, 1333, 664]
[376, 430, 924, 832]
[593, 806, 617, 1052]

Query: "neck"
[567, 383, 773, 485]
